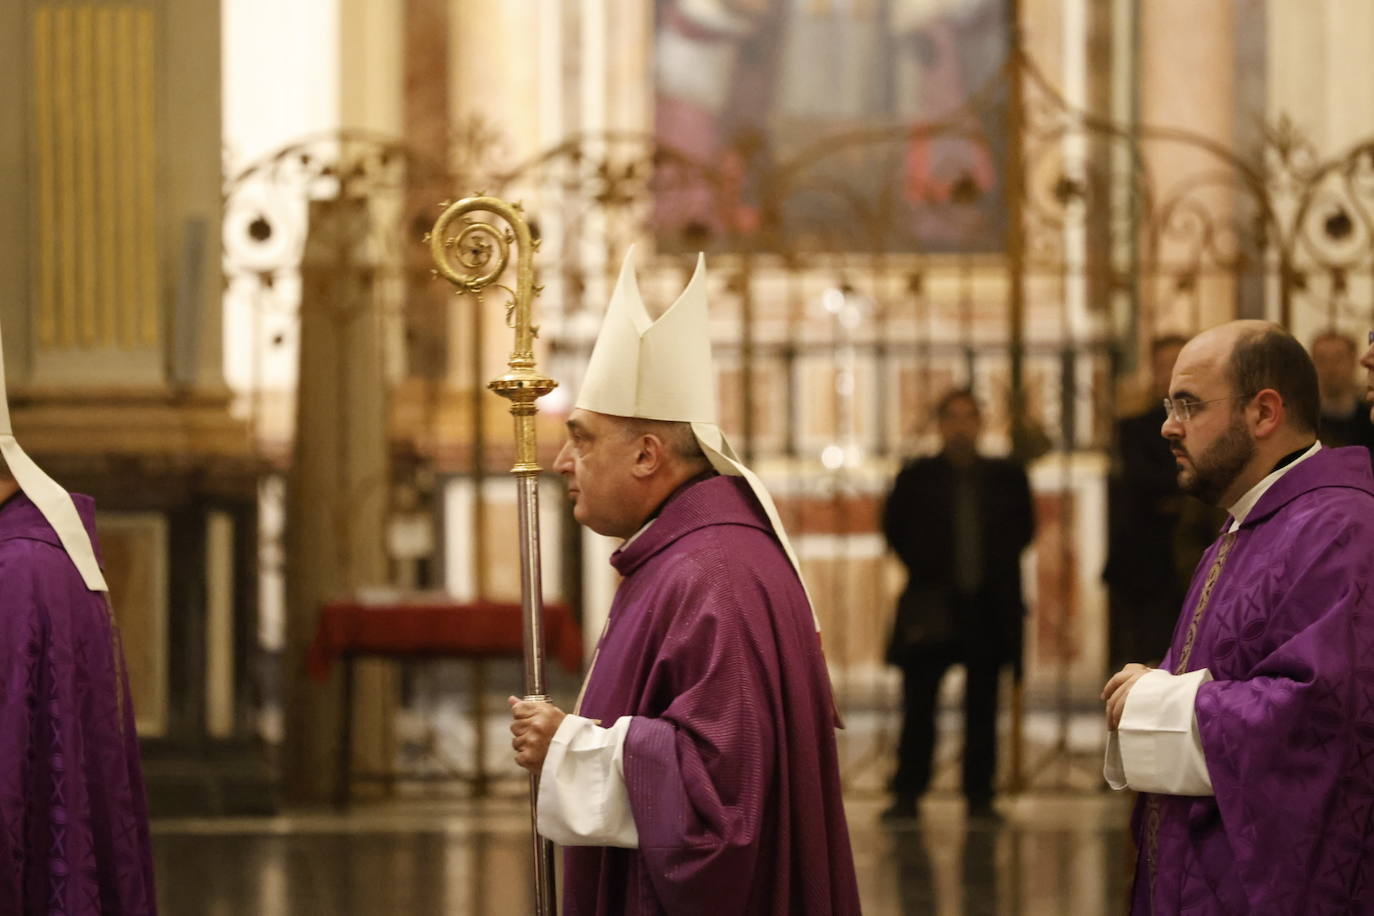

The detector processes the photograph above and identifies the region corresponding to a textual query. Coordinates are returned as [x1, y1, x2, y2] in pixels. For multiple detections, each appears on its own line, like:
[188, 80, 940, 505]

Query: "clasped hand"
[1100, 663, 1152, 731]
[508, 696, 566, 774]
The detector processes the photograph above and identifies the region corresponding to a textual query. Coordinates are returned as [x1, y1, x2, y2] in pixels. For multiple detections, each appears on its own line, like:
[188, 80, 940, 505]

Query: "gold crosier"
[429, 196, 559, 916]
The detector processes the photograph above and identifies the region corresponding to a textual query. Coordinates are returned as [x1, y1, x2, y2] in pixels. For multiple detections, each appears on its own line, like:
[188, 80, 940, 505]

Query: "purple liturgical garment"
[0, 492, 157, 914]
[564, 475, 861, 915]
[1130, 446, 1374, 914]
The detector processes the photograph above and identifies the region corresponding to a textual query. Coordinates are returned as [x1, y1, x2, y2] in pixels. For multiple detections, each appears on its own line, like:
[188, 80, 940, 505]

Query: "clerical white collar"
[621, 517, 654, 549]
[1226, 441, 1321, 532]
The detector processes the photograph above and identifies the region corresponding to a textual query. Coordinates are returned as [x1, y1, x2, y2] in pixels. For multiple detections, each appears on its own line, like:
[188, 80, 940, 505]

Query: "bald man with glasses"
[1102, 320, 1374, 915]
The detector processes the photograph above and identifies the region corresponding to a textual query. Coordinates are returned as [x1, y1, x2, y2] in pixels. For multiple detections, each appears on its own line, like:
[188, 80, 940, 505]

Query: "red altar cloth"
[306, 599, 583, 682]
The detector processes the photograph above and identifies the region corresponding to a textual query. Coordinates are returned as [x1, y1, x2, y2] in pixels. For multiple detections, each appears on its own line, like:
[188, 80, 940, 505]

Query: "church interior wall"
[221, 1, 1374, 725]
[0, 0, 268, 814]
[5, 0, 1374, 810]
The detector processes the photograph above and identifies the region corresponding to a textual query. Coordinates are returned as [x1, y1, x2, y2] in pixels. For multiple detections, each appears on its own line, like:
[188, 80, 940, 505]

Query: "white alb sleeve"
[536, 714, 639, 848]
[1103, 667, 1214, 795]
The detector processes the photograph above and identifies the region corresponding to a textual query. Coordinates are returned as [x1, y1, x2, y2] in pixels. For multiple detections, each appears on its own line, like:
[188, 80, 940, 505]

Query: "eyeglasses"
[1162, 394, 1254, 423]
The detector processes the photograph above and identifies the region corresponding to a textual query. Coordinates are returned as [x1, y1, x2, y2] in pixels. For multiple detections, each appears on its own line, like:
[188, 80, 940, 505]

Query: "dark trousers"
[891, 645, 1002, 804]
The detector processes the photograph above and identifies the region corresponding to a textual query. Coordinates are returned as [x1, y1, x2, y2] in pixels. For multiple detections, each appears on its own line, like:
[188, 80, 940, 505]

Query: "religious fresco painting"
[653, 0, 1011, 252]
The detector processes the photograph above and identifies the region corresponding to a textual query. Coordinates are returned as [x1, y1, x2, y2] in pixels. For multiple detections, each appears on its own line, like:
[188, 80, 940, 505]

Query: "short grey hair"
[617, 417, 710, 468]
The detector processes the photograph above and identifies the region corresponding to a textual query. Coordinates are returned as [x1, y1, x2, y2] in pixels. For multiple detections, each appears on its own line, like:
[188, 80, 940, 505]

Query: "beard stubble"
[1176, 411, 1255, 506]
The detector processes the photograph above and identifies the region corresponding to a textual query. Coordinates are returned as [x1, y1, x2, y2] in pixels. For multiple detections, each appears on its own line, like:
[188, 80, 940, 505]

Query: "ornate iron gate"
[223, 45, 1374, 788]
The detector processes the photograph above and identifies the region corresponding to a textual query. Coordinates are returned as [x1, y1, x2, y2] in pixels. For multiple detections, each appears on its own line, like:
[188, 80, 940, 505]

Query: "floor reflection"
[848, 794, 1134, 916]
[153, 793, 1134, 915]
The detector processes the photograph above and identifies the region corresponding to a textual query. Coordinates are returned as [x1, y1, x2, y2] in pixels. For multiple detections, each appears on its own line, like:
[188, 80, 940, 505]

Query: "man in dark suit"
[882, 388, 1034, 821]
[1102, 335, 1210, 673]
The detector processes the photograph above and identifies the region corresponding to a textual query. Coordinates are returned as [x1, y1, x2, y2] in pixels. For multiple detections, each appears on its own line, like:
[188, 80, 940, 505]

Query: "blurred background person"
[1103, 336, 1221, 672]
[1311, 329, 1374, 464]
[1363, 331, 1374, 422]
[882, 388, 1034, 822]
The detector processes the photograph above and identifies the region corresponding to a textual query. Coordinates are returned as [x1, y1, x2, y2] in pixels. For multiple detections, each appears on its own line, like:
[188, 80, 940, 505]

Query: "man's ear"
[630, 433, 667, 480]
[1250, 388, 1285, 439]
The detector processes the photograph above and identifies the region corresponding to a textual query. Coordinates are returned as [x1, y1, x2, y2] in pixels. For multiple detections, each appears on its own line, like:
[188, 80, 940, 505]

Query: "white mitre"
[577, 246, 818, 630]
[0, 316, 107, 591]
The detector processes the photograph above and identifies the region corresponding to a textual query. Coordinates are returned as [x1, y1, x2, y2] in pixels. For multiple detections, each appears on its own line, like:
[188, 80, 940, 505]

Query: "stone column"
[2, 0, 239, 435]
[275, 0, 406, 804]
[2, 0, 227, 397]
[285, 197, 396, 802]
[449, 0, 551, 407]
[1137, 0, 1239, 332]
[402, 0, 452, 384]
[0, 3, 33, 382]
[1, 0, 265, 815]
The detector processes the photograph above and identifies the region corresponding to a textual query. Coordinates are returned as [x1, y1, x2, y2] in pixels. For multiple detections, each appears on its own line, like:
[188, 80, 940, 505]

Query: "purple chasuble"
[0, 492, 157, 914]
[563, 475, 861, 915]
[1130, 447, 1374, 914]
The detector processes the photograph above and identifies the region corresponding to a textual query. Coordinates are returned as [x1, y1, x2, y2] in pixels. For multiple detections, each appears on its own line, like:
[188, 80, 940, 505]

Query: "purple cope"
[1130, 446, 1374, 914]
[563, 475, 861, 915]
[0, 492, 157, 914]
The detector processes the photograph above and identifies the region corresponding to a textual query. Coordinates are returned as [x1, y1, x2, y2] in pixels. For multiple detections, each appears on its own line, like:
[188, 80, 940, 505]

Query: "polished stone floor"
[160, 669, 1129, 913]
[152, 791, 1136, 915]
